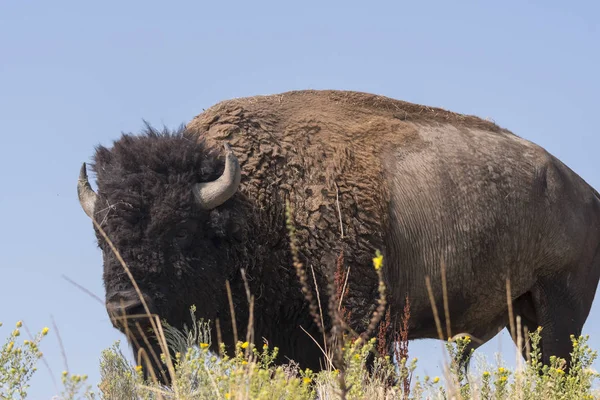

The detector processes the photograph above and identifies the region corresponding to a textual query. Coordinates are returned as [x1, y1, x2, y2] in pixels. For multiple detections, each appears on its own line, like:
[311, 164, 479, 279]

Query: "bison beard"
[77, 90, 600, 384]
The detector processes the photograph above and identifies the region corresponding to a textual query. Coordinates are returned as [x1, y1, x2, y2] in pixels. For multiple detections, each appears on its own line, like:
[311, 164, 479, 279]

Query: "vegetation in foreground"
[1, 313, 599, 399]
[3, 204, 600, 399]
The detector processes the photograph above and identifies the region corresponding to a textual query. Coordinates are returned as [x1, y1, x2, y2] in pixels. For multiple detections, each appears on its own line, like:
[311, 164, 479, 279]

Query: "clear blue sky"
[1, 0, 598, 397]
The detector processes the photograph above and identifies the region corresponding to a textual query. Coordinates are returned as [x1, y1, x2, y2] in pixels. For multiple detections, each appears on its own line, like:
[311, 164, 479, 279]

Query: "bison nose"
[107, 299, 147, 316]
[106, 292, 156, 329]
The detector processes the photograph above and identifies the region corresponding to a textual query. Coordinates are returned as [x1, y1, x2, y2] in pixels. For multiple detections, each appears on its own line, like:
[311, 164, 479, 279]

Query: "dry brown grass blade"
[516, 315, 523, 373]
[310, 263, 328, 357]
[425, 275, 458, 398]
[239, 268, 252, 304]
[240, 268, 255, 359]
[299, 325, 336, 369]
[225, 280, 239, 349]
[134, 321, 167, 383]
[425, 276, 444, 342]
[506, 278, 516, 344]
[127, 331, 161, 388]
[216, 318, 224, 358]
[61, 274, 104, 305]
[245, 299, 255, 360]
[524, 325, 531, 363]
[335, 181, 345, 238]
[441, 258, 452, 340]
[338, 266, 351, 311]
[49, 316, 69, 376]
[134, 346, 160, 385]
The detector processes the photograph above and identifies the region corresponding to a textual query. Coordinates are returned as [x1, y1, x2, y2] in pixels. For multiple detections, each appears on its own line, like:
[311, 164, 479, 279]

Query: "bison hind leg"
[517, 272, 596, 373]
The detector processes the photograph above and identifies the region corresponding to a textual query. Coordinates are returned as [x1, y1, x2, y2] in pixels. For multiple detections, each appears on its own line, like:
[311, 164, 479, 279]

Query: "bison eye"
[172, 221, 197, 248]
[176, 229, 189, 238]
[174, 230, 193, 248]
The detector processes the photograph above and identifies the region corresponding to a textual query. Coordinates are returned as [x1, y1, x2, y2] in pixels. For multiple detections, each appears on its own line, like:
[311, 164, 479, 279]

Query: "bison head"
[76, 126, 241, 374]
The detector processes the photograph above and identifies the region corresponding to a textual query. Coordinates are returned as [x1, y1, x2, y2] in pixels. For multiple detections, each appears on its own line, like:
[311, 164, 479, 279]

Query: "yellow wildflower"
[42, 327, 49, 336]
[372, 254, 383, 270]
[483, 371, 490, 377]
[135, 365, 143, 373]
[241, 341, 249, 349]
[62, 371, 68, 376]
[13, 329, 20, 337]
[303, 377, 312, 384]
[16, 321, 22, 328]
[433, 376, 440, 384]
[241, 360, 248, 365]
[498, 367, 505, 373]
[23, 340, 30, 345]
[225, 393, 231, 399]
[200, 343, 209, 349]
[7, 341, 14, 352]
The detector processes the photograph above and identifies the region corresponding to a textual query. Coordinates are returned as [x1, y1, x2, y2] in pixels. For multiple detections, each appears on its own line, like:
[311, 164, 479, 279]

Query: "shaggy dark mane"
[90, 123, 221, 185]
[87, 123, 232, 236]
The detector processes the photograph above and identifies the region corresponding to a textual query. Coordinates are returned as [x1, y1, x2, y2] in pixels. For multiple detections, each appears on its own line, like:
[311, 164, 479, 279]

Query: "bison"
[77, 90, 600, 380]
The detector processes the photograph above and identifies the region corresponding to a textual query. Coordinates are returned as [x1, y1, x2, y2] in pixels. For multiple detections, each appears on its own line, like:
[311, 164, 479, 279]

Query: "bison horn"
[192, 143, 241, 210]
[77, 162, 98, 219]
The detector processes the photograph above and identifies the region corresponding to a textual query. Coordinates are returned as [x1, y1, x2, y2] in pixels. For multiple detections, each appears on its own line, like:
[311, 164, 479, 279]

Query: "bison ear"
[192, 143, 241, 210]
[77, 162, 98, 218]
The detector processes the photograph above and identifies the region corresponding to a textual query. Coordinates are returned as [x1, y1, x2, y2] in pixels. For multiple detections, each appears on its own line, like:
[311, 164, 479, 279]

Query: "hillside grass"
[3, 203, 600, 399]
